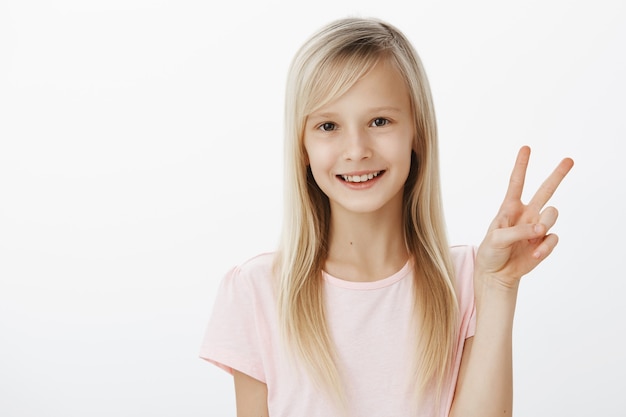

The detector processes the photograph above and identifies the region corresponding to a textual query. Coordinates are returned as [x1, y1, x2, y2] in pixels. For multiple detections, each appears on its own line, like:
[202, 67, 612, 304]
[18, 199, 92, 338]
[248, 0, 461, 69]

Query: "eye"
[370, 118, 390, 127]
[318, 122, 337, 132]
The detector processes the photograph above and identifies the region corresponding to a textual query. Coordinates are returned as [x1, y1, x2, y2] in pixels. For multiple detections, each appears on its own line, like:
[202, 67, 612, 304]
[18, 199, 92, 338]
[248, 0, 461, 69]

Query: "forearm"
[450, 147, 573, 416]
[450, 278, 518, 417]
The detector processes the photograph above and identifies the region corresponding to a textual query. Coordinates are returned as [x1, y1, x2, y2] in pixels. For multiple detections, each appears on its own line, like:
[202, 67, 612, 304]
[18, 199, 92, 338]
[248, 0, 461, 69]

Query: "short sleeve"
[466, 298, 477, 338]
[468, 246, 477, 338]
[452, 245, 477, 339]
[199, 266, 266, 383]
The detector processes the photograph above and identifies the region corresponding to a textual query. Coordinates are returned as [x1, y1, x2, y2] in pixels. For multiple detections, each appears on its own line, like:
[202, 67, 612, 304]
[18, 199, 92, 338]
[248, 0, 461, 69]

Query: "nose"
[343, 127, 372, 161]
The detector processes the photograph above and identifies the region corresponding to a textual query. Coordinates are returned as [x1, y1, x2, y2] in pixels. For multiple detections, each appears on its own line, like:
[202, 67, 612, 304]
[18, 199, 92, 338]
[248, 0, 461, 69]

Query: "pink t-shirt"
[200, 245, 476, 416]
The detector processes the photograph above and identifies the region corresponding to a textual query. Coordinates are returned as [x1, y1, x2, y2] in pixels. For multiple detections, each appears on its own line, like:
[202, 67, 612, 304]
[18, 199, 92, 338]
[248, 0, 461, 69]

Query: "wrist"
[474, 267, 521, 292]
[473, 271, 520, 317]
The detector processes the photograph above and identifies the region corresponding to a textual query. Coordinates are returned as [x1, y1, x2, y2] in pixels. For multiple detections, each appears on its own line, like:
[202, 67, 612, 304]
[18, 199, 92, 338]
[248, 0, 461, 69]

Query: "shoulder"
[231, 252, 277, 277]
[220, 252, 278, 296]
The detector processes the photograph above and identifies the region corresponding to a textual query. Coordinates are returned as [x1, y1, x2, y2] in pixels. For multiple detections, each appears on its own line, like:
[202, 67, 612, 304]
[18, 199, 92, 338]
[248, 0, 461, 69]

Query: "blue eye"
[370, 118, 389, 127]
[319, 122, 337, 132]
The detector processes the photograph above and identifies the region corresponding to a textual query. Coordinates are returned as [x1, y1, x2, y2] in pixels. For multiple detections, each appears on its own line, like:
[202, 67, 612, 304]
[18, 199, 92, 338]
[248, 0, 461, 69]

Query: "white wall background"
[1, 0, 624, 415]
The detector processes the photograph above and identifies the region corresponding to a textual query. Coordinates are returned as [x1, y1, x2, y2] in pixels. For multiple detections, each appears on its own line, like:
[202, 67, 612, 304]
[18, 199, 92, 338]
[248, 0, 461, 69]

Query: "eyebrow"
[368, 106, 403, 113]
[308, 106, 403, 120]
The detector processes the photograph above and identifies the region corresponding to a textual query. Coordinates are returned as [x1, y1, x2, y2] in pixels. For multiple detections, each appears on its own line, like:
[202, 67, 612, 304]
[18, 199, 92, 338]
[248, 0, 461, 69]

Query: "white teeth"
[341, 171, 381, 183]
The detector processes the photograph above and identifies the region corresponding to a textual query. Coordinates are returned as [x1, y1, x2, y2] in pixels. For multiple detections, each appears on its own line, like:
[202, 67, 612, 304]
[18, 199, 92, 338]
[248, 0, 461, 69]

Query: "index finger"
[528, 157, 575, 210]
[504, 146, 531, 202]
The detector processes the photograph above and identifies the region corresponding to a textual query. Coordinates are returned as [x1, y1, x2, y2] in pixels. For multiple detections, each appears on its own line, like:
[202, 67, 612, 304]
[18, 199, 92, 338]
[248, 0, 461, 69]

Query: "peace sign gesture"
[474, 146, 574, 290]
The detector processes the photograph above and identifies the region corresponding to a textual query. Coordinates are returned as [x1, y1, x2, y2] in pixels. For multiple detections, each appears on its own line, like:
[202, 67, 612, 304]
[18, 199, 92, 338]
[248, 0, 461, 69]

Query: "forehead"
[308, 59, 411, 117]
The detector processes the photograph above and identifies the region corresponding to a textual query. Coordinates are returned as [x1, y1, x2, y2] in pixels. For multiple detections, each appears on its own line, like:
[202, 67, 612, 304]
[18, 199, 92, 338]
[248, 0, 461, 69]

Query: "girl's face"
[303, 59, 414, 217]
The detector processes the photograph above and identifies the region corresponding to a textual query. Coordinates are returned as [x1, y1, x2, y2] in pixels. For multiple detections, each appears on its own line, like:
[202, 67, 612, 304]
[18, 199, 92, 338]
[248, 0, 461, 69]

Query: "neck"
[325, 198, 408, 282]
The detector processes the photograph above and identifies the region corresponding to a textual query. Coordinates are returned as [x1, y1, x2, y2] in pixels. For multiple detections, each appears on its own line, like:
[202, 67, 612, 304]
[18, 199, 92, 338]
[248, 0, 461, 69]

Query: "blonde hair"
[275, 17, 459, 405]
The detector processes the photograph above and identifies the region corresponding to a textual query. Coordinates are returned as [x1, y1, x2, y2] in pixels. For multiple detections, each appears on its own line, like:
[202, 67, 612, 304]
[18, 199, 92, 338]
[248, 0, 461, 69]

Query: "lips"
[338, 170, 384, 183]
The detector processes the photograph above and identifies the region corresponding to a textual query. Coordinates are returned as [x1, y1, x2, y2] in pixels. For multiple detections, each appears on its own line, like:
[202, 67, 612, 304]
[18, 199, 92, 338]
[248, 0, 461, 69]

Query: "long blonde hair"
[275, 17, 459, 404]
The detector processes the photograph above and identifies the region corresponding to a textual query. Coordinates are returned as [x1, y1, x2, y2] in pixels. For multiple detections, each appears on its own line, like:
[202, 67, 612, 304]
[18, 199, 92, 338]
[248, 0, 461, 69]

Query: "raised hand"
[474, 146, 574, 290]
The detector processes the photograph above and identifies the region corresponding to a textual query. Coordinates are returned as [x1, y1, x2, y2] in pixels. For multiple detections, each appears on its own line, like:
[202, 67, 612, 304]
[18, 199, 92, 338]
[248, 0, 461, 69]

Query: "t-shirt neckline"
[322, 259, 413, 290]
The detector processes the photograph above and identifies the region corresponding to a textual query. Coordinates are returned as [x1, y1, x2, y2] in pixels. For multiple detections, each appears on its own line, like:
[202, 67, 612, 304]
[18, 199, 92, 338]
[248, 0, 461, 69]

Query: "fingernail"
[533, 250, 541, 259]
[534, 224, 542, 233]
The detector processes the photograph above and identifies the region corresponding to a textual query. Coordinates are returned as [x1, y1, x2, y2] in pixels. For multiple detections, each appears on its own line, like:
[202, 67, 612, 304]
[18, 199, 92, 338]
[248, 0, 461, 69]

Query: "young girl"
[200, 17, 573, 417]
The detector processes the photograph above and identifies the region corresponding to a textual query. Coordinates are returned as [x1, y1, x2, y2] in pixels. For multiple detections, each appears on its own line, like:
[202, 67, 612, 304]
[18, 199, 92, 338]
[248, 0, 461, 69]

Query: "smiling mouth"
[338, 170, 384, 183]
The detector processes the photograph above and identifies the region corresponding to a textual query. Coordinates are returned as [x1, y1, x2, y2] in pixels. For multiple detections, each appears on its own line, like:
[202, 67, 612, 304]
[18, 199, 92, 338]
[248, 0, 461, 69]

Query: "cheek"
[303, 138, 318, 167]
[395, 136, 414, 165]
[308, 159, 331, 186]
[305, 143, 331, 171]
[302, 146, 325, 184]
[306, 159, 333, 197]
[397, 139, 414, 182]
